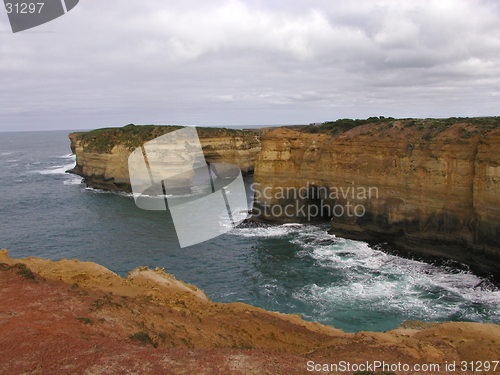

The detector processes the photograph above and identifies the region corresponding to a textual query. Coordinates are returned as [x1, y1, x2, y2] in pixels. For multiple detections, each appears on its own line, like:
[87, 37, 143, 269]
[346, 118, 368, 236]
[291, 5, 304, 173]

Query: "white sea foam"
[84, 186, 135, 198]
[286, 225, 500, 323]
[0, 152, 13, 156]
[59, 153, 75, 159]
[230, 222, 499, 324]
[38, 162, 76, 175]
[236, 223, 498, 322]
[232, 224, 307, 238]
[63, 175, 83, 185]
[83, 186, 179, 201]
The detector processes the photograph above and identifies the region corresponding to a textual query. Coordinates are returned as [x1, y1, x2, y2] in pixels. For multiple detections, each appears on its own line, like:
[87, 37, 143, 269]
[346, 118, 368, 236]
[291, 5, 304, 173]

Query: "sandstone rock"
[68, 125, 261, 192]
[0, 250, 498, 374]
[253, 120, 500, 278]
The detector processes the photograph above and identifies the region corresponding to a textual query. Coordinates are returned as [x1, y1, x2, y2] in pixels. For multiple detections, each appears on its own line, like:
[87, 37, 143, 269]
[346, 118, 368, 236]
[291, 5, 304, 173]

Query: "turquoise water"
[0, 130, 499, 332]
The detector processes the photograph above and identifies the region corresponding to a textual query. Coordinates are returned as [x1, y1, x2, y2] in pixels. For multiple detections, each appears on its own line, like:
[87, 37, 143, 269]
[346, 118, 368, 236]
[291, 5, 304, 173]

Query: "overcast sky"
[1, 0, 500, 131]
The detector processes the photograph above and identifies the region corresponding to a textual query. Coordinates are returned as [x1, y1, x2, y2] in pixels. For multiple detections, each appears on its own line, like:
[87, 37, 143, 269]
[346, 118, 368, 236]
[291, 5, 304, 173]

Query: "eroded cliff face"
[69, 126, 261, 192]
[67, 121, 500, 276]
[253, 122, 500, 277]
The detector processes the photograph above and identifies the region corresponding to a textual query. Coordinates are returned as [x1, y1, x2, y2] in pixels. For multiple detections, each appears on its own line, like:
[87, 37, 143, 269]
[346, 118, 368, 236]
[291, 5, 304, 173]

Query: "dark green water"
[0, 130, 498, 332]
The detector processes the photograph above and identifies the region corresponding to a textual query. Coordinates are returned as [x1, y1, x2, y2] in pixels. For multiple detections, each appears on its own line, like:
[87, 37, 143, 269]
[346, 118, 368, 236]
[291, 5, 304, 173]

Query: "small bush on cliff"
[421, 133, 433, 141]
[91, 295, 122, 311]
[0, 263, 36, 280]
[76, 317, 94, 325]
[12, 263, 36, 281]
[130, 332, 157, 347]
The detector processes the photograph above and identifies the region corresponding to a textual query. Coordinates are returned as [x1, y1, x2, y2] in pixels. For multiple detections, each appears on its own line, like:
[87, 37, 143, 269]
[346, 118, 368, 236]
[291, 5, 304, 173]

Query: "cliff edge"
[0, 250, 498, 374]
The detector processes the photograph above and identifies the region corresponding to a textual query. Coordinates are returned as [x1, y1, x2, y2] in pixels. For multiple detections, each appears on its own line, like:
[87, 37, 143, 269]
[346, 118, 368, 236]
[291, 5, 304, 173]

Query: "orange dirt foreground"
[0, 249, 498, 375]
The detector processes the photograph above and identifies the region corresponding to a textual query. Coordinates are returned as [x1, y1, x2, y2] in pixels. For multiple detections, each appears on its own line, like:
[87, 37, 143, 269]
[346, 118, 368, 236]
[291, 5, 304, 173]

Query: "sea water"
[0, 130, 498, 332]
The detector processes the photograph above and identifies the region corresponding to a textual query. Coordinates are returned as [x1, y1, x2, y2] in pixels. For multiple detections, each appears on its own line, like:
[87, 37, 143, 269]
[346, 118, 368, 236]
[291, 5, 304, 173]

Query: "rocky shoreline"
[1, 249, 498, 374]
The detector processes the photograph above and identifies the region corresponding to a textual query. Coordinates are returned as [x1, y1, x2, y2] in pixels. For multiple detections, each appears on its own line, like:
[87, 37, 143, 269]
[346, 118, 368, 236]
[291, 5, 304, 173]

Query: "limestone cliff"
[69, 125, 261, 192]
[253, 118, 500, 278]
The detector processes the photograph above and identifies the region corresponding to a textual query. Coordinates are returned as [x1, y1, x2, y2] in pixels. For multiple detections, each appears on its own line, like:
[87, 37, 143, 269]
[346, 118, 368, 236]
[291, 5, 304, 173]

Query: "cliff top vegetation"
[301, 116, 500, 138]
[70, 124, 259, 153]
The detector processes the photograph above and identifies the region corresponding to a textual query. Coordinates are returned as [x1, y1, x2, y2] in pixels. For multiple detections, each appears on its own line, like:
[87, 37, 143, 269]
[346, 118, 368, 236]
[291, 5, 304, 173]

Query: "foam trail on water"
[59, 153, 75, 159]
[232, 222, 316, 238]
[84, 187, 138, 198]
[64, 175, 83, 185]
[38, 162, 76, 175]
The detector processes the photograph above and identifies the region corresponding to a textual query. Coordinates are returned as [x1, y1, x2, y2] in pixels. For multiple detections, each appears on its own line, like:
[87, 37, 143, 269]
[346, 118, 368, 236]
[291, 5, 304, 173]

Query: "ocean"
[0, 130, 498, 332]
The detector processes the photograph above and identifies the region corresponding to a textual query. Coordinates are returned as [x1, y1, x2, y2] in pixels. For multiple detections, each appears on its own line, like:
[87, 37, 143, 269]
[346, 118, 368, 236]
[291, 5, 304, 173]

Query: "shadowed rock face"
[252, 120, 500, 279]
[68, 125, 261, 192]
[0, 250, 498, 375]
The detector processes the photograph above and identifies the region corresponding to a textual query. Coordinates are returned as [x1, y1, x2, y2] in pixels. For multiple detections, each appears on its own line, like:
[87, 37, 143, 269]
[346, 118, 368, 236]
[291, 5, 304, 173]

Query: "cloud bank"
[0, 0, 499, 130]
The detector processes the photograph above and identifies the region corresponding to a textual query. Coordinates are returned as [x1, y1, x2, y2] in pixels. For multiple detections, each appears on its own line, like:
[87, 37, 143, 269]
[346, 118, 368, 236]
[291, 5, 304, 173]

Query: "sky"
[1, 0, 500, 131]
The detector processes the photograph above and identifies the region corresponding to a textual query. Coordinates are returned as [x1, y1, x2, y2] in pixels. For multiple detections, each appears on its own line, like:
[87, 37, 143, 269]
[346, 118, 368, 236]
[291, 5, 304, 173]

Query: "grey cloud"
[0, 0, 499, 131]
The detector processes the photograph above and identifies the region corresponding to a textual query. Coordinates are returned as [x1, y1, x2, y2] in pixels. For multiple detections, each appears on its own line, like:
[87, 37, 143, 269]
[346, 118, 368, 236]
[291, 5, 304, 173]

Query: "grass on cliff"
[301, 116, 500, 139]
[14, 264, 36, 280]
[0, 263, 38, 282]
[0, 263, 37, 281]
[129, 332, 158, 348]
[72, 124, 258, 153]
[76, 317, 94, 325]
[91, 294, 122, 311]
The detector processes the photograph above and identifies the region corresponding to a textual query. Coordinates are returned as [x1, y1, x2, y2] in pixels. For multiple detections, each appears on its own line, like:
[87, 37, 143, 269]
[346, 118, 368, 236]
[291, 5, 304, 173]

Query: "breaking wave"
[230, 223, 500, 331]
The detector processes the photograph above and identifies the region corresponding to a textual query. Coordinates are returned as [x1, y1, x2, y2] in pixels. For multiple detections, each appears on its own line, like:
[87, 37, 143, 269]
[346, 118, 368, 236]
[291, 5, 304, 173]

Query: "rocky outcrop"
[1, 250, 498, 374]
[68, 125, 261, 192]
[253, 120, 500, 278]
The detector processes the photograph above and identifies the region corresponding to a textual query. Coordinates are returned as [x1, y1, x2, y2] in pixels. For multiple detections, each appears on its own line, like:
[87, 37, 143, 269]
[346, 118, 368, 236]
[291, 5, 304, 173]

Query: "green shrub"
[13, 264, 36, 280]
[300, 116, 499, 137]
[129, 332, 157, 347]
[91, 295, 122, 311]
[76, 317, 94, 325]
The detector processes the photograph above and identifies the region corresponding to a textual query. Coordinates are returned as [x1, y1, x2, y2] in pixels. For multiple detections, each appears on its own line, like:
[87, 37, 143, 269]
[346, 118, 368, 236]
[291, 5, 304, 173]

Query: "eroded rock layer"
[69, 125, 261, 192]
[253, 120, 500, 278]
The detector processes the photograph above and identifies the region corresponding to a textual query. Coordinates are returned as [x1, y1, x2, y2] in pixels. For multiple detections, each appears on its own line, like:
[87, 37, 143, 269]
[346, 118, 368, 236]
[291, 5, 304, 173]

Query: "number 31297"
[5, 2, 45, 14]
